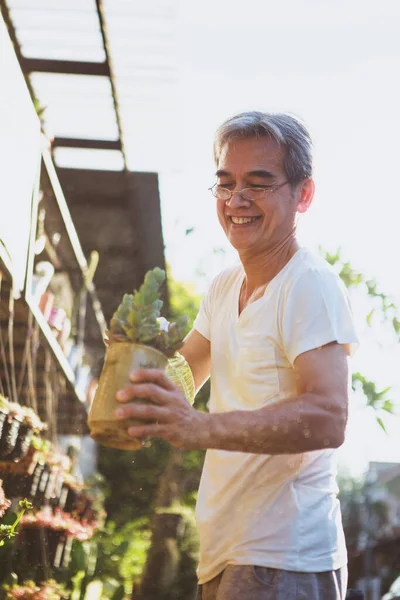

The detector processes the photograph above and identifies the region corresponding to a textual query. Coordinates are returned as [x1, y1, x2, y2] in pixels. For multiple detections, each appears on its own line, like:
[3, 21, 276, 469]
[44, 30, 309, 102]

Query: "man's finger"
[114, 402, 171, 423]
[116, 382, 171, 404]
[127, 422, 168, 440]
[129, 368, 176, 391]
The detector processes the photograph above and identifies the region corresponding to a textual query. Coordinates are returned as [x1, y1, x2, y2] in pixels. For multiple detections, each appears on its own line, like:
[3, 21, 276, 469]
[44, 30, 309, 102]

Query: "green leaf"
[376, 416, 387, 434]
[375, 386, 391, 400]
[382, 400, 395, 413]
[393, 316, 400, 334]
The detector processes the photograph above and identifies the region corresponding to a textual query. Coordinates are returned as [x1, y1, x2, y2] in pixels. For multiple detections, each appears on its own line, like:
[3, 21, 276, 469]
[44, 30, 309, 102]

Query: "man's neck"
[239, 236, 300, 294]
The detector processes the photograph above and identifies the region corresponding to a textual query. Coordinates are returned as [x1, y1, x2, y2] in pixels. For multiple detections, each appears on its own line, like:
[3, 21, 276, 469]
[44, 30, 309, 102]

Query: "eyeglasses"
[208, 180, 290, 202]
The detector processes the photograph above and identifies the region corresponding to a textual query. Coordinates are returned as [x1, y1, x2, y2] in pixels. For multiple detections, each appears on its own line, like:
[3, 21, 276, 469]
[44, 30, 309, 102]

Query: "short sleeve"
[193, 266, 240, 341]
[281, 267, 359, 365]
[193, 284, 213, 341]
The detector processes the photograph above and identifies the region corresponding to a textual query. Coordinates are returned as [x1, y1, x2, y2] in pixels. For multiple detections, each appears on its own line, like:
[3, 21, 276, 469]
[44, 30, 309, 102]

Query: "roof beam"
[0, 0, 36, 98]
[53, 137, 122, 151]
[23, 58, 110, 76]
[95, 0, 128, 168]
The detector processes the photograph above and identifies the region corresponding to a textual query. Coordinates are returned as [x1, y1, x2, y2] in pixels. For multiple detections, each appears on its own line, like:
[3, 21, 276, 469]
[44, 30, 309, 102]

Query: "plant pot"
[88, 342, 168, 450]
[29, 462, 45, 500]
[1, 473, 32, 498]
[3, 462, 46, 500]
[17, 526, 70, 571]
[58, 484, 79, 513]
[32, 466, 52, 508]
[0, 415, 22, 459]
[0, 410, 7, 438]
[6, 424, 34, 462]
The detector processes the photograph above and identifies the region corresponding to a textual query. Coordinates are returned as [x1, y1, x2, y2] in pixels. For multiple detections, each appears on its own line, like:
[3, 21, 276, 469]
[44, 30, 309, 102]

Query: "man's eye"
[249, 185, 271, 190]
[218, 183, 234, 189]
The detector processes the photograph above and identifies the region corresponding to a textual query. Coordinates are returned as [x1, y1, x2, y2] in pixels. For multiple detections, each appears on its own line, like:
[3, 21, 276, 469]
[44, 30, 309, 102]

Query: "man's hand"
[113, 368, 209, 449]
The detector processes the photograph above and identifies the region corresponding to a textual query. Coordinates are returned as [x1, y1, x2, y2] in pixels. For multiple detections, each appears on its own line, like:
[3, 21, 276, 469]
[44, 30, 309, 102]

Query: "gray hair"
[213, 111, 313, 184]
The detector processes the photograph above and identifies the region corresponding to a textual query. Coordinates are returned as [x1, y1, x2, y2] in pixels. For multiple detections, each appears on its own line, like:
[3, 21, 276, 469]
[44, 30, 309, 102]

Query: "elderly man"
[115, 112, 358, 600]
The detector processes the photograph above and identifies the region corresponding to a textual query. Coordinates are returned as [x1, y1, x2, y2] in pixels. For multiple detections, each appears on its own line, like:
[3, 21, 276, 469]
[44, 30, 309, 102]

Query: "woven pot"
[17, 526, 70, 571]
[7, 424, 34, 461]
[88, 342, 168, 450]
[0, 414, 22, 459]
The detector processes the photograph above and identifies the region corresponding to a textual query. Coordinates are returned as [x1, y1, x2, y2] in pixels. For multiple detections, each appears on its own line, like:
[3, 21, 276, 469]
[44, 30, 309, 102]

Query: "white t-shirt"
[193, 247, 358, 584]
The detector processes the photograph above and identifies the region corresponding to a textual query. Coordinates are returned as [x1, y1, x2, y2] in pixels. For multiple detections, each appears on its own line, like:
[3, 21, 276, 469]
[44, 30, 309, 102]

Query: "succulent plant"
[107, 267, 187, 358]
[20, 407, 47, 432]
[0, 396, 10, 413]
[0, 397, 46, 431]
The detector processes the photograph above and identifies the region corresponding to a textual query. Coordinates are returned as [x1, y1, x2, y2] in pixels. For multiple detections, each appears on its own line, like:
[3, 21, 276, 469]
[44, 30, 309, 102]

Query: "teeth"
[231, 216, 258, 224]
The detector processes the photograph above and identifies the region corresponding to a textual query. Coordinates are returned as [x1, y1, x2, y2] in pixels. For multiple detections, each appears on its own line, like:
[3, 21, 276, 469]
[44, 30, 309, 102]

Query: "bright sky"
[156, 0, 400, 476]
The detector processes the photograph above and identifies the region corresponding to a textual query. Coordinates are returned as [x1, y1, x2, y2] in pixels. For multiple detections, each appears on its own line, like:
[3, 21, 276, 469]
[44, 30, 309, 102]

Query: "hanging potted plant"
[88, 267, 189, 450]
[0, 398, 23, 460]
[7, 407, 46, 462]
[0, 437, 51, 500]
[17, 507, 95, 571]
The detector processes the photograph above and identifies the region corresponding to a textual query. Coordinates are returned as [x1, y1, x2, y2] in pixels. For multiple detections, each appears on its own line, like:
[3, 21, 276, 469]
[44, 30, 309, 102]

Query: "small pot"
[0, 410, 8, 438]
[0, 414, 22, 459]
[17, 526, 70, 571]
[88, 342, 168, 450]
[7, 424, 33, 461]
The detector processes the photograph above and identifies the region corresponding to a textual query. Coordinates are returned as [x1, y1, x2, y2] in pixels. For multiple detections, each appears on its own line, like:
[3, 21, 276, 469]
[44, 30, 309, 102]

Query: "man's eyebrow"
[247, 169, 275, 179]
[215, 169, 275, 179]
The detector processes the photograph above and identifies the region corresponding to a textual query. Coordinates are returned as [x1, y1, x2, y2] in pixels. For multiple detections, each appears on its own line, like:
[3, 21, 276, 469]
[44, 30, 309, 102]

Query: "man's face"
[215, 136, 305, 254]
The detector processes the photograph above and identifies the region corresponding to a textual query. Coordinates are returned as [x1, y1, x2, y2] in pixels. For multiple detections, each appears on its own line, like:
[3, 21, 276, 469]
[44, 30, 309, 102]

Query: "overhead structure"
[0, 0, 127, 169]
[0, 0, 179, 172]
[0, 0, 170, 327]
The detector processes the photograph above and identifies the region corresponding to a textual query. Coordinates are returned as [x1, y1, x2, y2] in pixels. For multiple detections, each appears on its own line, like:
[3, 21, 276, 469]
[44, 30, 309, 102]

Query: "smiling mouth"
[229, 216, 261, 225]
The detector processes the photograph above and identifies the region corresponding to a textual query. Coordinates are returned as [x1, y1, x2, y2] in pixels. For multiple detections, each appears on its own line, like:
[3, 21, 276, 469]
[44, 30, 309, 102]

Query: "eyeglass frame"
[208, 180, 291, 203]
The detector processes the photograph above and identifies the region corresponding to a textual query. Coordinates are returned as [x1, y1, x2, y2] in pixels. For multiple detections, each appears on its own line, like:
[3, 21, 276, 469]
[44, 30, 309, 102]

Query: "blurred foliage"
[352, 372, 394, 432]
[92, 518, 151, 594]
[322, 247, 399, 431]
[323, 247, 400, 338]
[95, 268, 206, 597]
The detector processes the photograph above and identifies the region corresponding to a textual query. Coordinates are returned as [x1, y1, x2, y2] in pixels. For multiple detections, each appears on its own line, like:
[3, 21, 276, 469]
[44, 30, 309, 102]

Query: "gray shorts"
[196, 564, 348, 600]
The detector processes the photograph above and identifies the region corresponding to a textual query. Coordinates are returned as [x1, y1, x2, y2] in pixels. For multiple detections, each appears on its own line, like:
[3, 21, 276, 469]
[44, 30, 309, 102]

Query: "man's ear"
[297, 178, 315, 214]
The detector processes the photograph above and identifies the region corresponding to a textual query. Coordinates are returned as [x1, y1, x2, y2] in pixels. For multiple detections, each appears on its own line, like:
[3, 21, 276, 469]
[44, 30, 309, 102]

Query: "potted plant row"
[16, 507, 96, 573]
[0, 397, 46, 462]
[1, 439, 83, 515]
[88, 267, 195, 449]
[1, 578, 69, 599]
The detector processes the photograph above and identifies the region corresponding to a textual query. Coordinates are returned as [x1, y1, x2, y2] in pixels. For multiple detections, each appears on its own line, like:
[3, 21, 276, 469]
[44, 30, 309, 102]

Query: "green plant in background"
[322, 247, 400, 432]
[91, 517, 152, 595]
[96, 268, 206, 598]
[33, 97, 47, 122]
[0, 396, 46, 432]
[108, 267, 187, 357]
[0, 499, 32, 547]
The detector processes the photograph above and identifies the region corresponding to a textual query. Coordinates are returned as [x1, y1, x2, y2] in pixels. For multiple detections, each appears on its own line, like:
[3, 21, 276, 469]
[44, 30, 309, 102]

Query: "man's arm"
[201, 341, 349, 454]
[114, 341, 349, 454]
[179, 328, 211, 393]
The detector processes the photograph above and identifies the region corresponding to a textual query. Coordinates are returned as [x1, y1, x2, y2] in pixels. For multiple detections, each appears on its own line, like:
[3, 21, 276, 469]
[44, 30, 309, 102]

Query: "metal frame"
[0, 0, 36, 99]
[0, 0, 127, 167]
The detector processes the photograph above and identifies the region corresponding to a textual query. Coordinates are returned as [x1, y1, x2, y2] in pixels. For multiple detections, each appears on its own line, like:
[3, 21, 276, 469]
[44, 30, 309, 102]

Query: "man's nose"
[226, 189, 251, 207]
